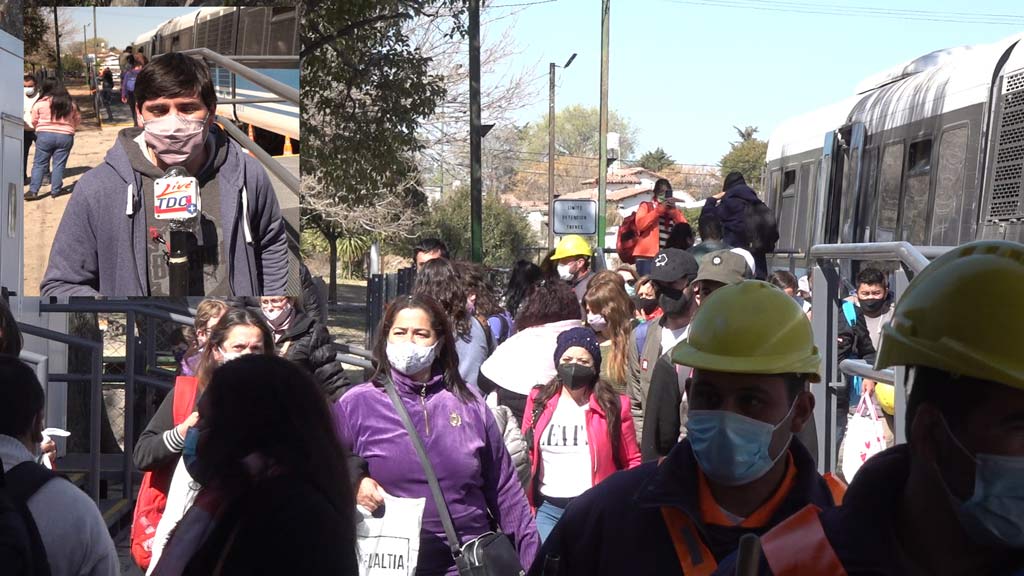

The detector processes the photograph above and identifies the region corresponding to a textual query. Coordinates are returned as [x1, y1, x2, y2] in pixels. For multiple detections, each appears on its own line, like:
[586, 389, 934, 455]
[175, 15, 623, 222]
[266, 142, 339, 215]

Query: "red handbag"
[129, 375, 198, 570]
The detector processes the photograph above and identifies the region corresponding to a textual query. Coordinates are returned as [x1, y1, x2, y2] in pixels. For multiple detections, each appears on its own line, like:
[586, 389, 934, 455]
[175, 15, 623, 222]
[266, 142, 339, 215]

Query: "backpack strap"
[475, 314, 496, 355]
[760, 504, 847, 576]
[660, 506, 717, 576]
[841, 300, 858, 327]
[494, 313, 510, 344]
[6, 461, 56, 576]
[172, 375, 200, 424]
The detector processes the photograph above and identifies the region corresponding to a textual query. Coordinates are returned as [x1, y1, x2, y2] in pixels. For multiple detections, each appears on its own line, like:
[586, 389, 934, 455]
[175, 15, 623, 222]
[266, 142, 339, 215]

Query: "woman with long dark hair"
[414, 258, 491, 394]
[135, 307, 274, 573]
[152, 355, 357, 575]
[502, 260, 542, 323]
[522, 327, 640, 542]
[334, 295, 539, 575]
[27, 78, 80, 199]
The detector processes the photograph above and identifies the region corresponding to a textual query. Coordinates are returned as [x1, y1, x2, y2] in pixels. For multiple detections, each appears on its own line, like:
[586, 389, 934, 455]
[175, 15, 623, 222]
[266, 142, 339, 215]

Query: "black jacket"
[529, 438, 839, 576]
[701, 182, 760, 249]
[639, 354, 689, 462]
[276, 313, 350, 402]
[714, 445, 1024, 575]
[182, 473, 358, 576]
[837, 302, 878, 407]
[134, 384, 196, 472]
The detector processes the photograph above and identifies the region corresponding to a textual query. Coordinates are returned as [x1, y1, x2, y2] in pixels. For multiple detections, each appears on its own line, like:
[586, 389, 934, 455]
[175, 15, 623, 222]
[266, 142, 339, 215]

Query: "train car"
[0, 24, 23, 295]
[765, 33, 1024, 276]
[131, 6, 299, 149]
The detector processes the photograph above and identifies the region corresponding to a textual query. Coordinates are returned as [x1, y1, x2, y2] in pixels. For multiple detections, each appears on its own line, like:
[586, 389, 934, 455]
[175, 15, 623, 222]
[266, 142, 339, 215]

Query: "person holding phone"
[631, 178, 687, 277]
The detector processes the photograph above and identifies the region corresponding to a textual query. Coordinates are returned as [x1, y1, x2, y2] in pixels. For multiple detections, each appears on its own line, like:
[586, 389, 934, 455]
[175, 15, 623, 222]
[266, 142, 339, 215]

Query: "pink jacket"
[31, 97, 80, 135]
[522, 386, 641, 508]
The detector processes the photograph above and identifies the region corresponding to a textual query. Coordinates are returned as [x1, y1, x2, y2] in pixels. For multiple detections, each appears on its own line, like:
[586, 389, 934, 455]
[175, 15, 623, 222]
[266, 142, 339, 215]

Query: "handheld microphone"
[154, 166, 199, 296]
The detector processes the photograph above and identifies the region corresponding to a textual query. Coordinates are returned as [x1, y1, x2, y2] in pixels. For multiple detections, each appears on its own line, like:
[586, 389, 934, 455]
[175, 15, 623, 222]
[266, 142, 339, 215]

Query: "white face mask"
[219, 348, 244, 364]
[24, 87, 35, 96]
[142, 113, 208, 166]
[263, 302, 292, 327]
[558, 264, 574, 281]
[587, 313, 609, 332]
[387, 340, 441, 377]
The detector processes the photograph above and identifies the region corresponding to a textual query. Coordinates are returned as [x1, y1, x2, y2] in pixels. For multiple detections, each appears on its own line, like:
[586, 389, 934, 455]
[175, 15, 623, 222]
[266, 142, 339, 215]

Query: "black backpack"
[0, 458, 54, 576]
[743, 197, 781, 253]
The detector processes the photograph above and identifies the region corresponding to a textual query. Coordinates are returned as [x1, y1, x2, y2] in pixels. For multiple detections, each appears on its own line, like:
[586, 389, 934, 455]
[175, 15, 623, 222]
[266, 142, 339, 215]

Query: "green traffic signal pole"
[469, 0, 483, 263]
[597, 0, 610, 250]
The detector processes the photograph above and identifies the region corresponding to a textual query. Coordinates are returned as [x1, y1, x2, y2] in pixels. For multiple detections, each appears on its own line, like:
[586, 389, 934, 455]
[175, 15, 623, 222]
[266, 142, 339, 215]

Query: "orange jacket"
[633, 200, 686, 258]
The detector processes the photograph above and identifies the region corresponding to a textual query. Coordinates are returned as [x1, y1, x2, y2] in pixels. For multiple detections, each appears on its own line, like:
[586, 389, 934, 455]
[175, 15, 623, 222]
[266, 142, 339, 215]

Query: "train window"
[777, 169, 798, 250]
[240, 9, 267, 56]
[908, 139, 932, 175]
[878, 142, 904, 235]
[268, 7, 297, 56]
[931, 126, 968, 246]
[796, 163, 812, 251]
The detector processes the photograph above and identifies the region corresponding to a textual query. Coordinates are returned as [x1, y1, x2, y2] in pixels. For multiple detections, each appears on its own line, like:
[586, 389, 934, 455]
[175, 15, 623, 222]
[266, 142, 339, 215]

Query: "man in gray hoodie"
[41, 52, 289, 297]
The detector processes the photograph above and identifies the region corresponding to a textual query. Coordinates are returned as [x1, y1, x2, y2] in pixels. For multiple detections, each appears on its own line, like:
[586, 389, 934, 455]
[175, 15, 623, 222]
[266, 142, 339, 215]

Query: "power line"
[488, 0, 558, 7]
[661, 0, 1024, 25]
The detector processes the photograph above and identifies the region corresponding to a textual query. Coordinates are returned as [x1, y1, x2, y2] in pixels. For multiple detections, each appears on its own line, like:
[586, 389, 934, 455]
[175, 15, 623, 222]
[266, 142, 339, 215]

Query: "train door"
[820, 123, 865, 284]
[0, 115, 22, 295]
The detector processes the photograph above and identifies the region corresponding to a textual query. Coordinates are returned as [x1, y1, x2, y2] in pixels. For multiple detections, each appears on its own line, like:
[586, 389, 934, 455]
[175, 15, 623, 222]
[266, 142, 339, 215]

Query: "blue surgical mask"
[686, 403, 795, 486]
[625, 283, 636, 297]
[940, 416, 1024, 548]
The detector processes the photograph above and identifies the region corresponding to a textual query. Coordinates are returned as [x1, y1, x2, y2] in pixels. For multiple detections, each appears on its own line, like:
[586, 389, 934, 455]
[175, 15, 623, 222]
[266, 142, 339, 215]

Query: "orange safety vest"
[760, 505, 848, 576]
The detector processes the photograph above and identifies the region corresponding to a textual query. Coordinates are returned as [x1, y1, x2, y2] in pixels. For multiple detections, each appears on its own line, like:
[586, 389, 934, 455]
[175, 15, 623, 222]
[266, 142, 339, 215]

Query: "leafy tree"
[637, 147, 674, 172]
[23, 4, 47, 59]
[417, 186, 538, 267]
[720, 125, 767, 193]
[522, 104, 638, 159]
[302, 0, 468, 299]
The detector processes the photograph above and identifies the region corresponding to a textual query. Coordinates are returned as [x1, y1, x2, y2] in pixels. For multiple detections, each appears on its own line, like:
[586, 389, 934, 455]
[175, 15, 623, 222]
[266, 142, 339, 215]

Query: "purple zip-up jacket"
[333, 368, 540, 575]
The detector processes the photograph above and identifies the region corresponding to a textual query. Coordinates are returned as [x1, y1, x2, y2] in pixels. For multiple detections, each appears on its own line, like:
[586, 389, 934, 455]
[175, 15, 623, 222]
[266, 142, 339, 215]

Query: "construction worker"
[551, 235, 595, 304]
[715, 240, 1024, 575]
[528, 280, 845, 576]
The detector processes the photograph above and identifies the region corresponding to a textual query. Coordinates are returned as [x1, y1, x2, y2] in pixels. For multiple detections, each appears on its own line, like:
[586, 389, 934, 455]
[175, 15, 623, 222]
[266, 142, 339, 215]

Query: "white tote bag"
[841, 394, 887, 482]
[356, 494, 425, 576]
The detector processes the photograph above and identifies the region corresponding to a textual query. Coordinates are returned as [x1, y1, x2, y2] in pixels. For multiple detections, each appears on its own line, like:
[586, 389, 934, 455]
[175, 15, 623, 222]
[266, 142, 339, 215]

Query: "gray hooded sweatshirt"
[40, 125, 289, 297]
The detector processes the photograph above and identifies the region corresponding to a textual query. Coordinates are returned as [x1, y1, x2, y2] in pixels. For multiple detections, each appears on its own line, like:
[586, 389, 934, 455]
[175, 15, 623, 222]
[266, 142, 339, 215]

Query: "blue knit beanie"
[554, 327, 602, 374]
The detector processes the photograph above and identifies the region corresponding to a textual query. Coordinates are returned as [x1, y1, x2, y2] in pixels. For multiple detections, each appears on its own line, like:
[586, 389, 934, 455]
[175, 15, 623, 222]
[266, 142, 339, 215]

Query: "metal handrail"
[809, 241, 954, 274]
[839, 359, 895, 385]
[17, 323, 103, 502]
[39, 301, 193, 326]
[178, 48, 299, 105]
[216, 116, 299, 195]
[336, 354, 374, 371]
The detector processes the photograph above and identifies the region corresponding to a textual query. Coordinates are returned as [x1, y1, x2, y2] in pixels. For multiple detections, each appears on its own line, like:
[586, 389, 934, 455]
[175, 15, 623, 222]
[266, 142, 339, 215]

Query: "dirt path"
[24, 84, 136, 295]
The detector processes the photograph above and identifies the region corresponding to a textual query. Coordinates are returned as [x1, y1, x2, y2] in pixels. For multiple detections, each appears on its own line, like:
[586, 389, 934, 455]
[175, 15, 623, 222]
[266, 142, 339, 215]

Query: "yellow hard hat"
[552, 235, 592, 261]
[672, 280, 821, 382]
[875, 240, 1024, 391]
[875, 383, 895, 416]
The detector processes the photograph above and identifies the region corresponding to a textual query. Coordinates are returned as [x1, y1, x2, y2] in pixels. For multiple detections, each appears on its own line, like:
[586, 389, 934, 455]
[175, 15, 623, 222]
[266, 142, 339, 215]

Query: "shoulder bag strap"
[381, 377, 464, 561]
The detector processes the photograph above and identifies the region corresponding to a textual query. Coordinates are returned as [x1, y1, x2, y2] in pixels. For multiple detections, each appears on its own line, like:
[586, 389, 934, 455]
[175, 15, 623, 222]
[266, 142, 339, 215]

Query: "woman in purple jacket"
[333, 295, 540, 575]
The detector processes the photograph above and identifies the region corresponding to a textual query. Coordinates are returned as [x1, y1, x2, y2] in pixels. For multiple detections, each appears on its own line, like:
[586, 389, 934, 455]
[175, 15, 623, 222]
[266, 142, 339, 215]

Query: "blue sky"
[486, 0, 1024, 165]
[63, 7, 195, 54]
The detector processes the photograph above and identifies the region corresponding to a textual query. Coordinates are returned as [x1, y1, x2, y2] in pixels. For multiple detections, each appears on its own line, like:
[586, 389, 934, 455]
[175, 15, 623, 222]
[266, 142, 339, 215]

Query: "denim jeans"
[30, 131, 74, 196]
[536, 500, 567, 543]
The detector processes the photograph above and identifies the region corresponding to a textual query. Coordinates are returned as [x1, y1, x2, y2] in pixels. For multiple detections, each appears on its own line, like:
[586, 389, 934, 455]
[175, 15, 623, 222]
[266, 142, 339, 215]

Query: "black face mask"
[637, 297, 659, 315]
[859, 297, 885, 315]
[557, 362, 597, 390]
[659, 286, 691, 316]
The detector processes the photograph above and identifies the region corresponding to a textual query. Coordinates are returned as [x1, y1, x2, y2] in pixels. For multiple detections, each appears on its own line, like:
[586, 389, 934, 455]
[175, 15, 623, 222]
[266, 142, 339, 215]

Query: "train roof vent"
[854, 46, 974, 95]
[986, 69, 1024, 221]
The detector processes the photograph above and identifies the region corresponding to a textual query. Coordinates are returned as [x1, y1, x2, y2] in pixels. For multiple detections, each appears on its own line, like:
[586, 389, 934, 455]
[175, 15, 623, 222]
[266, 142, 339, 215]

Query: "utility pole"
[548, 62, 556, 250]
[547, 53, 576, 250]
[92, 7, 98, 70]
[597, 0, 611, 251]
[54, 7, 63, 81]
[469, 0, 483, 263]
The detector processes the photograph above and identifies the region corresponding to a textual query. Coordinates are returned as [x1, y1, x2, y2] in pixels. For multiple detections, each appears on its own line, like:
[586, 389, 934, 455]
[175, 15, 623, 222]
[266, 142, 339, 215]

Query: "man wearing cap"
[714, 240, 1024, 576]
[628, 248, 699, 445]
[639, 249, 749, 461]
[551, 234, 595, 304]
[529, 280, 845, 576]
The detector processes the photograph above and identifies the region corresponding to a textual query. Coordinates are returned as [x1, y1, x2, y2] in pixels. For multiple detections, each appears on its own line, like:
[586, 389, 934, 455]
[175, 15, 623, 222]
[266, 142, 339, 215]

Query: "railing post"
[891, 268, 911, 446]
[124, 311, 137, 502]
[89, 346, 102, 502]
[810, 263, 839, 474]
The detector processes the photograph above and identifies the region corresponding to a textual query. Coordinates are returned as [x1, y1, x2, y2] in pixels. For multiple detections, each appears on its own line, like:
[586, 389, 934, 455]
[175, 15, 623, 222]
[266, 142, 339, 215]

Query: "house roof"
[561, 185, 652, 202]
[579, 166, 666, 186]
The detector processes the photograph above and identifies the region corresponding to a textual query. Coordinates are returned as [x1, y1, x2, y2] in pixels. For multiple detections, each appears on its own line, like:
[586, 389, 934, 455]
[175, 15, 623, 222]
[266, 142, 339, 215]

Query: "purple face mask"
[142, 113, 208, 166]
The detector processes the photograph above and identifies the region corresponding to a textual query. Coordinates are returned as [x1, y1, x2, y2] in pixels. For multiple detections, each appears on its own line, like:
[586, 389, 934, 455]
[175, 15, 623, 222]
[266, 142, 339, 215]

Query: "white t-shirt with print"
[539, 391, 592, 498]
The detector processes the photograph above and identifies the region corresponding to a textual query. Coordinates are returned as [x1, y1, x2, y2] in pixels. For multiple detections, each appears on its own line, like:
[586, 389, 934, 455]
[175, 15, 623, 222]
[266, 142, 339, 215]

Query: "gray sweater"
[0, 435, 119, 576]
[41, 125, 289, 297]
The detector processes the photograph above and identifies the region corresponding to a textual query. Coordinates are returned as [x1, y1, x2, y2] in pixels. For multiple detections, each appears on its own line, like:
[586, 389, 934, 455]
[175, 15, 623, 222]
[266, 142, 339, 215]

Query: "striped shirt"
[658, 204, 673, 248]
